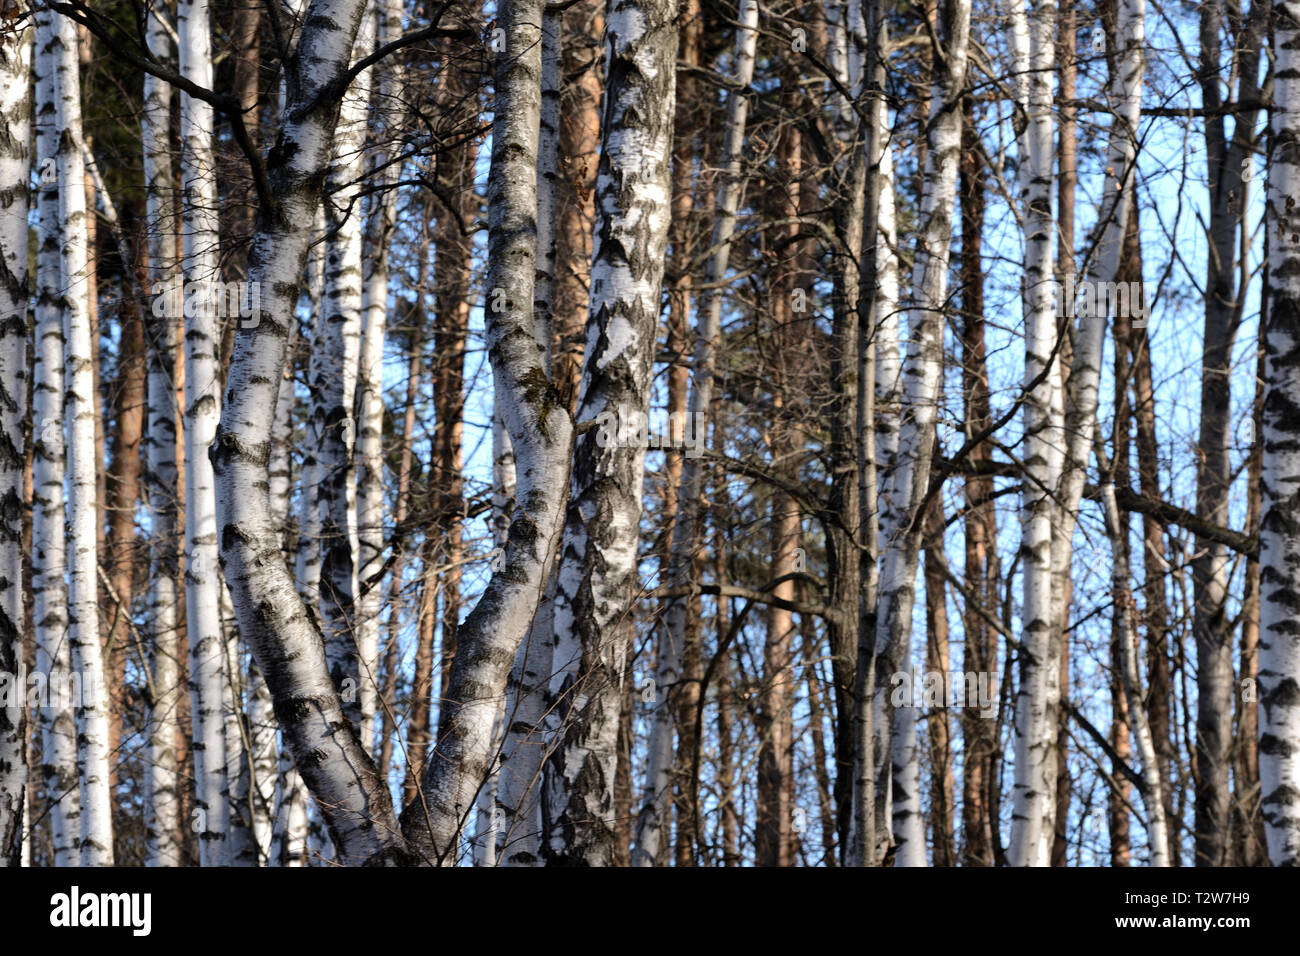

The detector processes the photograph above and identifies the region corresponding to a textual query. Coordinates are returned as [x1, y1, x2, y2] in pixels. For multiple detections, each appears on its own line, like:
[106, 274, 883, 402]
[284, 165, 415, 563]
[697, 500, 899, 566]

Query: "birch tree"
[177, 0, 230, 864]
[545, 0, 678, 866]
[355, 0, 403, 759]
[316, 2, 373, 741]
[31, 7, 79, 865]
[142, 0, 183, 866]
[1008, 0, 1061, 868]
[1259, 0, 1300, 867]
[53, 7, 113, 865]
[867, 0, 970, 865]
[402, 0, 576, 864]
[0, 7, 31, 868]
[214, 0, 411, 866]
[493, 0, 560, 868]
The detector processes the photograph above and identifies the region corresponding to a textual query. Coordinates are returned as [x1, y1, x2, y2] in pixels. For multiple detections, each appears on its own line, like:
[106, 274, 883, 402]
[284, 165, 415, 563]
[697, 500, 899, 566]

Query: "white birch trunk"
[0, 12, 31, 866]
[141, 0, 184, 866]
[270, 745, 309, 866]
[1259, 0, 1300, 866]
[1009, 0, 1061, 868]
[31, 11, 80, 864]
[868, 0, 970, 865]
[404, 0, 575, 865]
[494, 6, 559, 866]
[54, 10, 113, 866]
[177, 0, 230, 865]
[546, 0, 678, 866]
[632, 0, 758, 867]
[214, 0, 410, 866]
[355, 0, 401, 760]
[317, 4, 373, 740]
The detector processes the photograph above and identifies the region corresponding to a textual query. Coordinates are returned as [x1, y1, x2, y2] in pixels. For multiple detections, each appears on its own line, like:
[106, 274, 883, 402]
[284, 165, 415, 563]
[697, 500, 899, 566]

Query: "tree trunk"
[635, 0, 758, 867]
[141, 1, 183, 865]
[213, 0, 411, 867]
[545, 0, 678, 865]
[31, 9, 80, 866]
[1258, 0, 1300, 866]
[402, 0, 575, 865]
[0, 13, 31, 868]
[54, 8, 113, 866]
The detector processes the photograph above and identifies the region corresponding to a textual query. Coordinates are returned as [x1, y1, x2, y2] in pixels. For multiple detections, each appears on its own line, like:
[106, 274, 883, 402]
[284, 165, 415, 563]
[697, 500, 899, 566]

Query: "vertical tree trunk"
[1258, 0, 1300, 866]
[496, 2, 561, 868]
[923, 496, 954, 865]
[179, 0, 230, 865]
[957, 91, 997, 866]
[1050, 0, 1077, 869]
[0, 13, 31, 867]
[356, 0, 403, 762]
[1010, 0, 1061, 868]
[635, 0, 758, 867]
[316, 6, 373, 739]
[31, 9, 80, 865]
[545, 0, 678, 865]
[1193, 0, 1266, 867]
[402, 0, 575, 864]
[141, 0, 183, 865]
[868, 0, 970, 865]
[214, 0, 411, 866]
[54, 8, 113, 865]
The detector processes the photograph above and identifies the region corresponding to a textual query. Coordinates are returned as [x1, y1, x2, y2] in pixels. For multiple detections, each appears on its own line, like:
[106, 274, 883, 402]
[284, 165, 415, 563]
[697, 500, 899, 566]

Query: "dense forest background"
[0, 0, 1296, 867]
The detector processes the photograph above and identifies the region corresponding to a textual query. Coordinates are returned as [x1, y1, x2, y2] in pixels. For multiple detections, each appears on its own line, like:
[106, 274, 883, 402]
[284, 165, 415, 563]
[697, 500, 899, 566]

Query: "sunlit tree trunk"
[141, 0, 183, 866]
[0, 11, 31, 868]
[868, 0, 970, 865]
[31, 9, 80, 866]
[1258, 0, 1300, 867]
[546, 0, 678, 865]
[53, 9, 113, 866]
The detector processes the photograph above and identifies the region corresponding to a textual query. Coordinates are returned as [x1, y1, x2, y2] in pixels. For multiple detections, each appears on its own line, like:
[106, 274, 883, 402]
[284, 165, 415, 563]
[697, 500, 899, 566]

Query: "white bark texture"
[545, 0, 678, 866]
[214, 0, 411, 866]
[868, 0, 970, 865]
[495, 5, 559, 867]
[316, 3, 372, 741]
[0, 12, 31, 867]
[1259, 0, 1300, 867]
[142, 0, 183, 867]
[1009, 0, 1061, 868]
[54, 10, 113, 866]
[178, 0, 231, 864]
[31, 10, 80, 865]
[403, 0, 575, 865]
[356, 0, 402, 759]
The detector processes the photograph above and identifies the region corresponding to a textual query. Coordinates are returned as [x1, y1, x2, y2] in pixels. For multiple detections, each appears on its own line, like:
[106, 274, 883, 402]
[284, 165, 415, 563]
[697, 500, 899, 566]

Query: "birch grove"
[0, 0, 1292, 872]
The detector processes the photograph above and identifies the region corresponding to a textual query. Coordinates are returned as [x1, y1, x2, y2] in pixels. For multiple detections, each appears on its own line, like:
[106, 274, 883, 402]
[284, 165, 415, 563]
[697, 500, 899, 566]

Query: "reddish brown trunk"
[958, 93, 997, 867]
